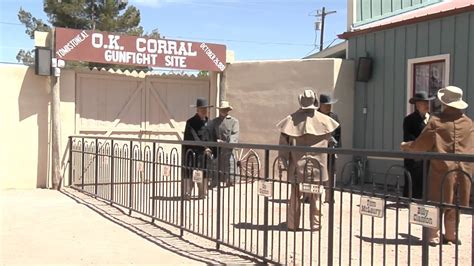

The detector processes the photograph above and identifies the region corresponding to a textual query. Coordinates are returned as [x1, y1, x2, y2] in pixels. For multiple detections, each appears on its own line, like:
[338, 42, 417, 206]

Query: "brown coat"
[277, 109, 339, 183]
[403, 107, 473, 204]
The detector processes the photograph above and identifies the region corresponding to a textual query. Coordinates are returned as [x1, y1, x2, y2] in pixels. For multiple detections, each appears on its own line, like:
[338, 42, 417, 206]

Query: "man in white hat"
[401, 86, 473, 246]
[207, 100, 240, 187]
[277, 89, 339, 231]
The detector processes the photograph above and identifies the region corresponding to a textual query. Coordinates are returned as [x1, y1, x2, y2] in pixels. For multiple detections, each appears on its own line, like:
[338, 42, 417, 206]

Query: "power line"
[0, 22, 315, 47]
[0, 21, 23, 26]
[165, 35, 314, 47]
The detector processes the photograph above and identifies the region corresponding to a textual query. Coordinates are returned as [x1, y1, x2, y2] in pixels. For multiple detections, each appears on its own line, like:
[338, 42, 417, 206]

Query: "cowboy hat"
[409, 91, 435, 104]
[191, 97, 213, 108]
[437, 86, 468, 110]
[216, 100, 233, 110]
[298, 89, 318, 110]
[319, 94, 338, 105]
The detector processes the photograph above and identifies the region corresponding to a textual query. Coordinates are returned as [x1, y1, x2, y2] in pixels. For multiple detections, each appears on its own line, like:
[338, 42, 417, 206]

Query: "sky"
[0, 0, 348, 64]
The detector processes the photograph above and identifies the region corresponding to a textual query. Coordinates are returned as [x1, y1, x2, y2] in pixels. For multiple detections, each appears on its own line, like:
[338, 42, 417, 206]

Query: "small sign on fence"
[359, 196, 385, 218]
[162, 165, 171, 177]
[299, 183, 324, 194]
[258, 180, 273, 197]
[192, 170, 203, 183]
[137, 161, 144, 172]
[409, 203, 439, 229]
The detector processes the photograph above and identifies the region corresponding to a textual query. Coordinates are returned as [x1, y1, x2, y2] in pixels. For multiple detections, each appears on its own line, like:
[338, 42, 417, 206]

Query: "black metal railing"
[68, 135, 474, 265]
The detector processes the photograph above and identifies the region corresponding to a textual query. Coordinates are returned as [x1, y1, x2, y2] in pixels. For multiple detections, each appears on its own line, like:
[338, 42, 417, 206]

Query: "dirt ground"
[3, 184, 472, 265]
[0, 188, 257, 265]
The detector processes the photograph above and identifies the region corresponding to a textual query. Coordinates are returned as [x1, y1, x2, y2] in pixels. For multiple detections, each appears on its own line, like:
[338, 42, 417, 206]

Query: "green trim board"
[355, 0, 442, 25]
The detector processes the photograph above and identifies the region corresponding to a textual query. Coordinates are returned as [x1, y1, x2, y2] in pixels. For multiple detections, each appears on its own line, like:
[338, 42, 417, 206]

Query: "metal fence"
[68, 135, 474, 265]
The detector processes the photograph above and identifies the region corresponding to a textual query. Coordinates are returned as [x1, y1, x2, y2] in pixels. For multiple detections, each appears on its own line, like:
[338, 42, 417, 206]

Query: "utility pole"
[312, 7, 337, 51]
[50, 28, 62, 190]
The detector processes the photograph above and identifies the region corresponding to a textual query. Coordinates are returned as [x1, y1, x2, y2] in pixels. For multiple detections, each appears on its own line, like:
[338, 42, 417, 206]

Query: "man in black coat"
[182, 97, 213, 199]
[403, 91, 435, 199]
[317, 94, 341, 203]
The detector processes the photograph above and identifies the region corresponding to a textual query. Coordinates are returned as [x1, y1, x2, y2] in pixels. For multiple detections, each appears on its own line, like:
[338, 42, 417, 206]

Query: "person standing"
[207, 101, 239, 187]
[317, 93, 341, 203]
[277, 89, 339, 231]
[182, 97, 213, 199]
[402, 91, 435, 199]
[401, 86, 473, 246]
[318, 94, 341, 148]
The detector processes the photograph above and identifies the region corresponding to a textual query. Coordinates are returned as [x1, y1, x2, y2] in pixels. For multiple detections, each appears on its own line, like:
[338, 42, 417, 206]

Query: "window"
[407, 54, 450, 114]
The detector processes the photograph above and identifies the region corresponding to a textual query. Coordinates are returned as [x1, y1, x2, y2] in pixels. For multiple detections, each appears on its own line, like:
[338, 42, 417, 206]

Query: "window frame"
[406, 54, 450, 114]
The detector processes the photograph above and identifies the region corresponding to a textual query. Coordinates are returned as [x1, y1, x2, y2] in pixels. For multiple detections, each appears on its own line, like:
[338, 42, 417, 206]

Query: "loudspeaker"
[356, 57, 373, 82]
[35, 47, 52, 76]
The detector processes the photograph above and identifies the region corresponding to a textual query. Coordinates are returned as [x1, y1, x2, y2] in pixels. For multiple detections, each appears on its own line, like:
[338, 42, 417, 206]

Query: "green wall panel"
[366, 33, 376, 149]
[383, 29, 395, 150]
[468, 13, 474, 119]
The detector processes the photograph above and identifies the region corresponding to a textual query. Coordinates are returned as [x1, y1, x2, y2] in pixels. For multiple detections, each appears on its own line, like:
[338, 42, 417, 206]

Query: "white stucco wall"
[223, 59, 355, 180]
[224, 59, 354, 148]
[0, 64, 75, 189]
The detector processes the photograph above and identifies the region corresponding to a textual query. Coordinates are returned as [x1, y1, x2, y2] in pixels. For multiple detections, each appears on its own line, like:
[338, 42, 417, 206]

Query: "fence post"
[68, 136, 73, 187]
[95, 138, 99, 196]
[81, 137, 85, 190]
[180, 149, 184, 237]
[152, 142, 156, 223]
[421, 159, 429, 266]
[216, 146, 221, 250]
[263, 149, 270, 259]
[129, 140, 133, 216]
[110, 140, 114, 204]
[327, 149, 335, 266]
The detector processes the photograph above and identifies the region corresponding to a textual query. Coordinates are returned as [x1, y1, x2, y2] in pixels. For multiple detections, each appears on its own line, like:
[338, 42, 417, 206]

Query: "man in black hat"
[317, 94, 341, 203]
[182, 97, 213, 199]
[402, 91, 435, 199]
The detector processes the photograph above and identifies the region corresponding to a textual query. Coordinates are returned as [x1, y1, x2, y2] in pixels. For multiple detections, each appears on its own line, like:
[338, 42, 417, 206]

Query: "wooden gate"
[75, 71, 211, 141]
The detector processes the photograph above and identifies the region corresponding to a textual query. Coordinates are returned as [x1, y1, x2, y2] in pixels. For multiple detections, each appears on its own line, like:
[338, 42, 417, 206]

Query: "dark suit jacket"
[402, 110, 428, 198]
[182, 114, 209, 176]
[318, 110, 341, 148]
[403, 110, 427, 142]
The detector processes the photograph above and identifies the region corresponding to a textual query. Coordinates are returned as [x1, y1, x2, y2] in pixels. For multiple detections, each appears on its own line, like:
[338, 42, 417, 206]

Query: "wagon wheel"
[235, 148, 261, 183]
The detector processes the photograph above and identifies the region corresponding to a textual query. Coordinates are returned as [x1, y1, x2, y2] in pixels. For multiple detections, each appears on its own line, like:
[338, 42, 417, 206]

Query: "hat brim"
[320, 99, 338, 105]
[437, 90, 468, 110]
[191, 105, 214, 108]
[409, 96, 435, 104]
[300, 105, 318, 110]
[216, 106, 233, 110]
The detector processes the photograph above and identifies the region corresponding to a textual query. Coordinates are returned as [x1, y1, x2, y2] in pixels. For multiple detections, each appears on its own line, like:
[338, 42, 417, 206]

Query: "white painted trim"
[406, 54, 450, 114]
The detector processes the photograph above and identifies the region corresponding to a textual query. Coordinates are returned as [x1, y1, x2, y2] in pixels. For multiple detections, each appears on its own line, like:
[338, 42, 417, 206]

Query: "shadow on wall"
[17, 67, 50, 188]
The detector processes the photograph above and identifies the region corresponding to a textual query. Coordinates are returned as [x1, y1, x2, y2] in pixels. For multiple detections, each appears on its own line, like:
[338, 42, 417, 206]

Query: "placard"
[258, 181, 273, 197]
[137, 161, 144, 172]
[192, 170, 203, 183]
[162, 165, 171, 177]
[359, 196, 385, 218]
[299, 183, 324, 194]
[409, 203, 439, 229]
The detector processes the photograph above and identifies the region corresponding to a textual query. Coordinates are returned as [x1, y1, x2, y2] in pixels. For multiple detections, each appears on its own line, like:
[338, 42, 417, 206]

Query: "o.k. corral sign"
[55, 27, 226, 71]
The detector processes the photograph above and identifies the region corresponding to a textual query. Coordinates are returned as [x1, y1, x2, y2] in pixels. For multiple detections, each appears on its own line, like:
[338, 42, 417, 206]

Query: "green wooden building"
[339, 0, 474, 182]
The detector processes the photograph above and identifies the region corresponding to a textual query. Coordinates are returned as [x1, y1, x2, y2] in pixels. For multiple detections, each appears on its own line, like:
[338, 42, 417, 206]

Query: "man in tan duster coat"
[277, 89, 339, 231]
[401, 86, 473, 245]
